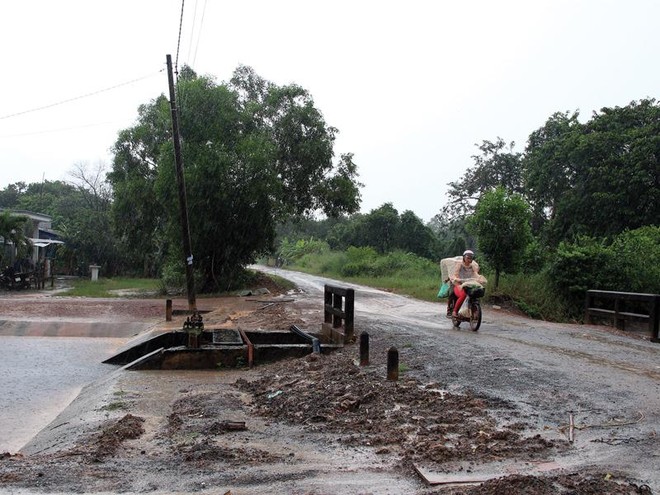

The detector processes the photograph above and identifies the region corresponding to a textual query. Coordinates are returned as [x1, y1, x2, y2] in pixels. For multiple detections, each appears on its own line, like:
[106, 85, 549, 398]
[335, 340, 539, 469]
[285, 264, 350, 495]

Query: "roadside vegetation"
[272, 224, 659, 323]
[278, 248, 570, 322]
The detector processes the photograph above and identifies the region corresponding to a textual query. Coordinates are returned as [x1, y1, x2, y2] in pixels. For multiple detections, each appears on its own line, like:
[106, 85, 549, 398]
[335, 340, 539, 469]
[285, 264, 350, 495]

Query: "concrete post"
[387, 347, 399, 381]
[360, 332, 369, 366]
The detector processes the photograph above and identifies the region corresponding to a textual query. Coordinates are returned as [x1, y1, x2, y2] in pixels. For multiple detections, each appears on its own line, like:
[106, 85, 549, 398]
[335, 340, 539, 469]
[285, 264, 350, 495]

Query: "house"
[0, 209, 64, 275]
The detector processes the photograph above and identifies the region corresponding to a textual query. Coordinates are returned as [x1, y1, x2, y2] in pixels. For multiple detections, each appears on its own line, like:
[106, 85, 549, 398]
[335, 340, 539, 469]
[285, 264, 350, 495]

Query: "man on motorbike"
[450, 250, 481, 318]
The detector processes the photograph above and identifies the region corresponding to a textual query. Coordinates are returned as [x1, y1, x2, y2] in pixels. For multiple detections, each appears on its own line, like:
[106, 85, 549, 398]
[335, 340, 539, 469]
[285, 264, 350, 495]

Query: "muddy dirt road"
[257, 266, 660, 491]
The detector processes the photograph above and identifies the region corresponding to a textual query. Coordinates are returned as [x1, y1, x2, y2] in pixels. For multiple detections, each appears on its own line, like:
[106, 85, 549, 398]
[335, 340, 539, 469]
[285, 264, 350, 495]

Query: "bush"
[277, 237, 330, 266]
[609, 226, 660, 294]
[340, 246, 379, 277]
[495, 270, 569, 321]
[548, 237, 619, 317]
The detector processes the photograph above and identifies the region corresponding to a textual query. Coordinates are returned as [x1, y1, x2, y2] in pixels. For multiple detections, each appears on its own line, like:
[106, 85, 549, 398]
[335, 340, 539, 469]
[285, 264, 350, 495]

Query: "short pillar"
[166, 299, 173, 322]
[359, 332, 369, 366]
[89, 265, 100, 282]
[387, 347, 399, 381]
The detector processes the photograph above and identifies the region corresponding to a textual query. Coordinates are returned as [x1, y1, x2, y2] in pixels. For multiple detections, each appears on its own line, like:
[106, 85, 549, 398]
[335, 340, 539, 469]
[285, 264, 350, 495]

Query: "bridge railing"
[584, 290, 659, 342]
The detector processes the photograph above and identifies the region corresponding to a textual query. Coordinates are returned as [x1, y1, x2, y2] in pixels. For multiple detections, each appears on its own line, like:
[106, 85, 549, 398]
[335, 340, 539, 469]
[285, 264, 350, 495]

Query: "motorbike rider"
[450, 250, 480, 318]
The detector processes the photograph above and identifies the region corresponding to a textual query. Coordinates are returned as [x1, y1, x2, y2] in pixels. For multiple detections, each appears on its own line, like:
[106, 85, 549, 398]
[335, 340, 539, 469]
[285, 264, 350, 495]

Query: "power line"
[191, 0, 209, 68]
[175, 0, 186, 75]
[186, 0, 199, 65]
[0, 121, 115, 139]
[0, 70, 164, 121]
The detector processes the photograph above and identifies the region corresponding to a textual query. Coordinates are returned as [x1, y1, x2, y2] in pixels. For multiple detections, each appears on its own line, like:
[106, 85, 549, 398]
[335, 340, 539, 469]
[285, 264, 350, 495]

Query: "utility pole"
[166, 54, 196, 311]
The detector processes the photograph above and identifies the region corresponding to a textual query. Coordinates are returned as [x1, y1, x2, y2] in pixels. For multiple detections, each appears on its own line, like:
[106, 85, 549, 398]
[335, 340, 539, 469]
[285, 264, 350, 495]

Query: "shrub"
[340, 246, 379, 277]
[548, 237, 619, 317]
[278, 237, 330, 266]
[609, 226, 660, 294]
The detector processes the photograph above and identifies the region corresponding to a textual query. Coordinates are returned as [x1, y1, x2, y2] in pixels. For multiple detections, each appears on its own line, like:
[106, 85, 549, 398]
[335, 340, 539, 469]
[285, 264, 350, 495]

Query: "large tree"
[109, 66, 361, 291]
[523, 99, 660, 243]
[523, 110, 583, 233]
[444, 138, 523, 220]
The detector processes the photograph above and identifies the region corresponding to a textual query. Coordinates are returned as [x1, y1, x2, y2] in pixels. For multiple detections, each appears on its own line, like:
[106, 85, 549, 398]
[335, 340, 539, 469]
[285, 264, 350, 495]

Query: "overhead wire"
[191, 0, 208, 69]
[186, 0, 199, 66]
[0, 70, 164, 121]
[0, 122, 115, 139]
[173, 0, 208, 115]
[175, 0, 186, 78]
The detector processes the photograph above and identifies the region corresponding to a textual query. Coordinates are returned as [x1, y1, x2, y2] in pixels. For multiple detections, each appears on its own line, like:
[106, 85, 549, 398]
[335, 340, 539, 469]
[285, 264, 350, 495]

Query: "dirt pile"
[236, 351, 557, 464]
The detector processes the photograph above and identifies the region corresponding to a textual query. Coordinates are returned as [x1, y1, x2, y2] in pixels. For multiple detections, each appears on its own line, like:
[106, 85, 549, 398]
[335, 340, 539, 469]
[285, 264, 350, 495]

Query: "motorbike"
[447, 283, 485, 331]
[0, 268, 32, 290]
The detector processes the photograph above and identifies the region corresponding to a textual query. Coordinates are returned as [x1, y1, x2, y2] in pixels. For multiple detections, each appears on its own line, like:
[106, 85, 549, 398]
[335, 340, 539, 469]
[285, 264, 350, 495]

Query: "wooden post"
[333, 292, 342, 328]
[652, 295, 660, 342]
[166, 54, 196, 312]
[324, 286, 333, 325]
[345, 288, 355, 341]
[166, 299, 173, 322]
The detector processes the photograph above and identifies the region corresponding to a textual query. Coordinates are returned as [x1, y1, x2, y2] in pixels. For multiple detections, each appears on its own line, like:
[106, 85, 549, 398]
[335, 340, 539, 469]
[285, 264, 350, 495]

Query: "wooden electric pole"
[166, 54, 196, 311]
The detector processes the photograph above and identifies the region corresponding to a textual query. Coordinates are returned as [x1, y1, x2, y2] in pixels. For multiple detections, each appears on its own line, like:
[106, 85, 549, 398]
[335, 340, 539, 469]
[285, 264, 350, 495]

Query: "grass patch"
[61, 277, 161, 298]
[492, 271, 569, 321]
[100, 401, 127, 411]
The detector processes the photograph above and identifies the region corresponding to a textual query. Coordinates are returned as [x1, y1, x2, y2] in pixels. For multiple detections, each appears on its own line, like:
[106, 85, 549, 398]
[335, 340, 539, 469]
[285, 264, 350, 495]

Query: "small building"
[0, 209, 64, 275]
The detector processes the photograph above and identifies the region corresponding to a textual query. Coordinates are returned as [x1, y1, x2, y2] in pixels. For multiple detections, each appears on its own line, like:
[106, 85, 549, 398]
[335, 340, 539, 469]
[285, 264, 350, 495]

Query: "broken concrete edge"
[414, 460, 564, 486]
[20, 366, 129, 456]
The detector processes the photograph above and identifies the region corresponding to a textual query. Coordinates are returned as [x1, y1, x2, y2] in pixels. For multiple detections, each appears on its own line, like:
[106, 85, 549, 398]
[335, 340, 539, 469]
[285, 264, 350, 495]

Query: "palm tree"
[0, 211, 31, 268]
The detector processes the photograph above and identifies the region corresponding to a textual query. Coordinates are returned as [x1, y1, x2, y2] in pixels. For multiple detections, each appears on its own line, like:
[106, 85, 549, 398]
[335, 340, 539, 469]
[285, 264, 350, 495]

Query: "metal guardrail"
[584, 290, 659, 342]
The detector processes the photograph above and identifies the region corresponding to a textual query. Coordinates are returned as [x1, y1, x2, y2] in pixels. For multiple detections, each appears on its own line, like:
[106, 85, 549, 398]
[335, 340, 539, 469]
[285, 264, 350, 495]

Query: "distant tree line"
[275, 99, 659, 316]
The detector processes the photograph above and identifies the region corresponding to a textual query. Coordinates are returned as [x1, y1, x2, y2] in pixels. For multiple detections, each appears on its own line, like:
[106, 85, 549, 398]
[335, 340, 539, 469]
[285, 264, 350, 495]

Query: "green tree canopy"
[523, 99, 660, 243]
[109, 65, 361, 291]
[445, 138, 523, 220]
[467, 186, 532, 288]
[324, 203, 438, 259]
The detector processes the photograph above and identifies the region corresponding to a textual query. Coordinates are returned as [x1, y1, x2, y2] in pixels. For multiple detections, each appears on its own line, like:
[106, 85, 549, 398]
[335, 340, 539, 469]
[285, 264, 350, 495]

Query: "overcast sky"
[1, 0, 658, 222]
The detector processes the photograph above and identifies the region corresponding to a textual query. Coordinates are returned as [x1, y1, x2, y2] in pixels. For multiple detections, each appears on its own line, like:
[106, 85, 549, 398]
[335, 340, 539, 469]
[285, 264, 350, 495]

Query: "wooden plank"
[617, 312, 649, 320]
[587, 308, 616, 316]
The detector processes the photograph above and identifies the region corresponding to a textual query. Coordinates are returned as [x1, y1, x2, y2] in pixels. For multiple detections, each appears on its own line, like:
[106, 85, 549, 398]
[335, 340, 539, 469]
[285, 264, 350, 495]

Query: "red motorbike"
[447, 284, 485, 331]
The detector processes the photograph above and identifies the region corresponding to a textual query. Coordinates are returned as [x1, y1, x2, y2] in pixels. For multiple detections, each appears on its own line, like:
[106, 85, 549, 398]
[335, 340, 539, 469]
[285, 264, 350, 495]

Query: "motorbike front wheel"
[469, 301, 482, 331]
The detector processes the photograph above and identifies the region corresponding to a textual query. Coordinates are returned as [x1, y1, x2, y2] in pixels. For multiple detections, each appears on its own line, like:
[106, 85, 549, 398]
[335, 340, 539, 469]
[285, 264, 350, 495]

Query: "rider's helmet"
[463, 249, 475, 260]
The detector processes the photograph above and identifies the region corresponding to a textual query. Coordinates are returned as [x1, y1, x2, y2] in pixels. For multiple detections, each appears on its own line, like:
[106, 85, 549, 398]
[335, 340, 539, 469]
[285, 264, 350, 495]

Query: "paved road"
[256, 265, 660, 491]
[0, 336, 124, 453]
[0, 293, 161, 454]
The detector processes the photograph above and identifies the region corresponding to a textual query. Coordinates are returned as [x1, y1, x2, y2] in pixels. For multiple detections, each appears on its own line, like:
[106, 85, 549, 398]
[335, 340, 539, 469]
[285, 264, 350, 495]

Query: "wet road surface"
[257, 265, 660, 491]
[0, 335, 124, 453]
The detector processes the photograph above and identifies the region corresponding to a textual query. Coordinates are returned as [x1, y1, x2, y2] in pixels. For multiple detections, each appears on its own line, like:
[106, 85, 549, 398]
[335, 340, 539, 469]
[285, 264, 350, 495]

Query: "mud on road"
[0, 273, 657, 494]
